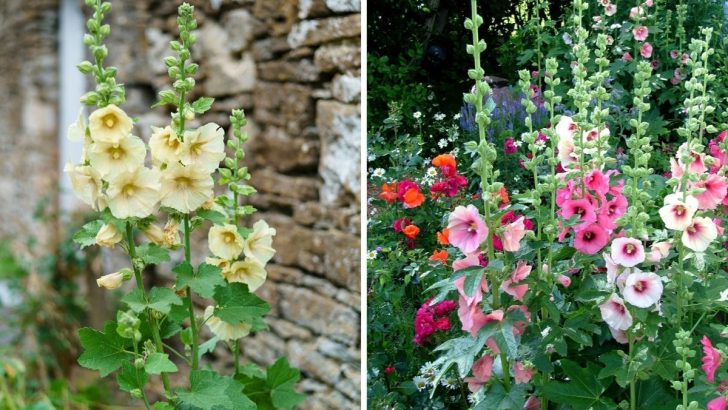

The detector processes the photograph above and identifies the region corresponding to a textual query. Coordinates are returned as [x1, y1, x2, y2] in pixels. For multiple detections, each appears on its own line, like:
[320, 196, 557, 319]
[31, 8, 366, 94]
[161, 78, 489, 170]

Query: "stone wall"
[103, 0, 362, 408]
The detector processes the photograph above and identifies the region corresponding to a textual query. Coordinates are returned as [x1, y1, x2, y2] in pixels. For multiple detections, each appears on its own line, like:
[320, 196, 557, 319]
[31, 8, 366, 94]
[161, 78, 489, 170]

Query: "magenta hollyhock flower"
[610, 237, 645, 267]
[561, 198, 598, 225]
[393, 218, 411, 233]
[682, 217, 718, 252]
[702, 335, 723, 383]
[599, 294, 633, 330]
[640, 42, 653, 58]
[464, 355, 494, 392]
[574, 223, 609, 254]
[504, 137, 518, 154]
[694, 174, 728, 210]
[502, 216, 527, 252]
[447, 205, 489, 254]
[513, 362, 535, 384]
[671, 50, 679, 59]
[708, 397, 728, 410]
[584, 169, 610, 195]
[623, 270, 663, 308]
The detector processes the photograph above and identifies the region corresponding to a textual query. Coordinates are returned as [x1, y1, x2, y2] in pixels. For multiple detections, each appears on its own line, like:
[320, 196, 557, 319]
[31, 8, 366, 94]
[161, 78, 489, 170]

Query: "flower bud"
[142, 224, 165, 246]
[95, 223, 122, 248]
[134, 358, 145, 369]
[96, 268, 132, 290]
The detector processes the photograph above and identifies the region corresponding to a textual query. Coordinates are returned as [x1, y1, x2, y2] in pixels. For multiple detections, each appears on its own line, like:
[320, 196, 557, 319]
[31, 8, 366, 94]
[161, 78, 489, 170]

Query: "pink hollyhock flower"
[630, 6, 644, 19]
[681, 53, 690, 64]
[501, 261, 531, 302]
[633, 26, 649, 41]
[562, 198, 597, 225]
[623, 270, 663, 308]
[465, 355, 494, 392]
[448, 205, 489, 254]
[508, 305, 531, 336]
[513, 362, 535, 384]
[524, 396, 541, 410]
[702, 336, 723, 383]
[682, 216, 718, 252]
[599, 294, 633, 330]
[716, 218, 725, 236]
[603, 252, 620, 284]
[454, 275, 488, 305]
[708, 397, 728, 410]
[555, 115, 577, 140]
[574, 223, 609, 255]
[671, 76, 681, 85]
[622, 52, 633, 62]
[677, 143, 708, 174]
[610, 237, 645, 267]
[504, 137, 518, 154]
[644, 0, 653, 6]
[640, 42, 653, 58]
[647, 241, 671, 263]
[605, 4, 616, 16]
[453, 252, 487, 273]
[609, 326, 629, 344]
[659, 194, 698, 230]
[599, 195, 628, 230]
[671, 50, 679, 59]
[694, 174, 728, 210]
[503, 216, 527, 252]
[584, 169, 610, 195]
[557, 274, 572, 288]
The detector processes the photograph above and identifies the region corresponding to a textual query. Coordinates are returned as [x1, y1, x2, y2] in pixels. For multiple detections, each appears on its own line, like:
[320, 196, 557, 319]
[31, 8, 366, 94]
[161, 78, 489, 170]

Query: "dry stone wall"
[103, 0, 362, 408]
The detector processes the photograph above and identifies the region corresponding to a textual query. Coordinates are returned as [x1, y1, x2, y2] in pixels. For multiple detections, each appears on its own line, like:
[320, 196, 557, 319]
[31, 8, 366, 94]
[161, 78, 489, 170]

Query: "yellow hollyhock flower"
[106, 167, 161, 219]
[96, 268, 132, 290]
[208, 224, 244, 260]
[95, 223, 122, 248]
[88, 104, 133, 144]
[243, 220, 277, 264]
[149, 125, 181, 164]
[66, 107, 86, 142]
[203, 305, 251, 341]
[88, 135, 146, 178]
[224, 259, 267, 291]
[206, 257, 233, 277]
[64, 163, 102, 209]
[160, 163, 214, 213]
[179, 123, 225, 172]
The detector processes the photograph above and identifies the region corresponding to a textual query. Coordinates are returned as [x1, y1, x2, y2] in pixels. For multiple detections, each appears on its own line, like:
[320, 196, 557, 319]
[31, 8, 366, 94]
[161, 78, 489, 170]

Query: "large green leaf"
[213, 282, 269, 331]
[144, 352, 178, 374]
[475, 383, 526, 410]
[78, 321, 132, 377]
[123, 287, 182, 315]
[268, 357, 306, 409]
[117, 361, 148, 393]
[541, 360, 616, 410]
[72, 220, 104, 248]
[136, 243, 171, 265]
[177, 370, 255, 410]
[174, 262, 224, 299]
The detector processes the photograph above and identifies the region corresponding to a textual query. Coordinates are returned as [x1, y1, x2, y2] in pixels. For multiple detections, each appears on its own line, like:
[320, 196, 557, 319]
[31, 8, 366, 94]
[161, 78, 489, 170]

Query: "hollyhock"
[647, 241, 671, 263]
[179, 123, 226, 173]
[557, 274, 572, 288]
[393, 218, 411, 233]
[677, 143, 708, 174]
[243, 220, 277, 265]
[403, 224, 420, 240]
[609, 326, 629, 344]
[208, 224, 245, 260]
[107, 167, 161, 219]
[502, 261, 531, 301]
[561, 198, 597, 225]
[379, 183, 398, 203]
[89, 135, 147, 179]
[603, 252, 620, 284]
[160, 163, 214, 214]
[629, 6, 644, 19]
[557, 132, 577, 168]
[659, 194, 698, 230]
[508, 305, 531, 336]
[622, 52, 633, 62]
[574, 223, 609, 255]
[224, 259, 267, 291]
[149, 125, 181, 165]
[682, 217, 718, 252]
[584, 169, 610, 196]
[702, 335, 723, 383]
[504, 137, 518, 154]
[88, 104, 133, 144]
[437, 228, 450, 245]
[513, 362, 535, 384]
[453, 252, 488, 272]
[448, 205, 489, 254]
[600, 294, 633, 330]
[633, 26, 648, 41]
[95, 223, 122, 248]
[693, 174, 728, 210]
[640, 42, 653, 59]
[96, 269, 131, 290]
[464, 355, 494, 392]
[605, 4, 616, 16]
[204, 305, 251, 341]
[623, 271, 663, 308]
[502, 216, 527, 252]
[708, 397, 728, 410]
[610, 237, 645, 267]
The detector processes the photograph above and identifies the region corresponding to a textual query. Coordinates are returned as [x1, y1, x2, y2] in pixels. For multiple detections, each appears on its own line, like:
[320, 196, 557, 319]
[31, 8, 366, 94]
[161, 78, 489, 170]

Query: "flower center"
[102, 114, 117, 129]
[175, 176, 192, 189]
[634, 280, 647, 293]
[108, 145, 125, 160]
[468, 222, 478, 233]
[223, 232, 236, 244]
[190, 142, 203, 155]
[674, 205, 685, 216]
[584, 232, 593, 240]
[625, 244, 635, 255]
[122, 184, 136, 196]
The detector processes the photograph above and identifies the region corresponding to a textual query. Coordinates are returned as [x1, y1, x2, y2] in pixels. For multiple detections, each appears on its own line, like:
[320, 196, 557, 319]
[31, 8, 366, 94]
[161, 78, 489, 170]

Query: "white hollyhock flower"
[203, 305, 251, 341]
[178, 123, 225, 172]
[224, 259, 267, 292]
[682, 216, 717, 252]
[659, 194, 698, 230]
[647, 241, 671, 263]
[556, 116, 578, 167]
[64, 163, 102, 209]
[95, 223, 122, 248]
[603, 252, 620, 284]
[160, 163, 214, 213]
[243, 220, 277, 265]
[88, 104, 134, 144]
[623, 271, 663, 308]
[88, 135, 146, 179]
[66, 107, 86, 142]
[208, 224, 245, 260]
[149, 125, 181, 165]
[610, 237, 645, 267]
[96, 269, 131, 290]
[106, 167, 161, 219]
[599, 294, 633, 330]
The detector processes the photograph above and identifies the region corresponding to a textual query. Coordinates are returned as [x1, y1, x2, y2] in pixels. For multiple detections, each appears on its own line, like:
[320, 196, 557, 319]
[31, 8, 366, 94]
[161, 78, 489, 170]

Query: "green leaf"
[197, 208, 227, 225]
[541, 360, 615, 410]
[213, 282, 270, 331]
[123, 287, 182, 315]
[73, 220, 104, 248]
[117, 361, 149, 393]
[177, 370, 255, 410]
[598, 351, 630, 387]
[198, 336, 219, 360]
[268, 357, 306, 410]
[191, 97, 214, 114]
[144, 352, 178, 374]
[78, 322, 132, 377]
[153, 403, 175, 410]
[136, 243, 171, 265]
[475, 383, 526, 409]
[174, 262, 224, 299]
[461, 266, 486, 297]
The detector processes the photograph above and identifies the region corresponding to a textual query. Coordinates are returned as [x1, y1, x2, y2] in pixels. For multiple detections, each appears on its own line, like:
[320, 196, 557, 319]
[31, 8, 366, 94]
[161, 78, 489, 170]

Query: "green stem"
[132, 341, 152, 410]
[0, 375, 18, 410]
[183, 215, 199, 371]
[233, 341, 241, 376]
[628, 332, 636, 410]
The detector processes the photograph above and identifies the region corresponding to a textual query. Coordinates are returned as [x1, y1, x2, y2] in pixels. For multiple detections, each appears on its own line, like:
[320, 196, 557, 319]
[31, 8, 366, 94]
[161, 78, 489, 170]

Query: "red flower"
[429, 249, 448, 265]
[384, 366, 395, 375]
[379, 183, 398, 203]
[403, 224, 420, 240]
[393, 218, 411, 233]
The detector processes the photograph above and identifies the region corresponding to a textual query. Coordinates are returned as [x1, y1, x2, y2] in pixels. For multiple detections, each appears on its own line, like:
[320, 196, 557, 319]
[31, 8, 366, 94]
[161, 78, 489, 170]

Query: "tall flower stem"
[628, 332, 636, 410]
[183, 215, 199, 370]
[126, 222, 172, 397]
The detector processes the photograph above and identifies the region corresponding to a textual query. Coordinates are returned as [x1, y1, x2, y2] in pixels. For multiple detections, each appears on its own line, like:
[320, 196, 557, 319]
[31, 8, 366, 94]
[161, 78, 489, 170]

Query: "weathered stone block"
[278, 284, 358, 343]
[257, 59, 320, 82]
[316, 100, 360, 205]
[313, 43, 360, 72]
[204, 53, 257, 96]
[249, 168, 320, 201]
[288, 14, 360, 48]
[253, 82, 314, 132]
[331, 73, 361, 103]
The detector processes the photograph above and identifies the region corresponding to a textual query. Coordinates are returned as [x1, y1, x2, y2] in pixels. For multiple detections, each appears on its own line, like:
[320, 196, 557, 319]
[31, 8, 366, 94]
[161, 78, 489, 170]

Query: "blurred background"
[0, 0, 361, 408]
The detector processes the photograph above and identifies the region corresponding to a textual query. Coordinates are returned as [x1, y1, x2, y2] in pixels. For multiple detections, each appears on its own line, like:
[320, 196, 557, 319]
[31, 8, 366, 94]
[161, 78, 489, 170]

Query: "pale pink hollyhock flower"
[715, 219, 725, 236]
[599, 0, 610, 6]
[574, 223, 610, 255]
[633, 26, 649, 41]
[615, 271, 629, 293]
[622, 52, 633, 62]
[448, 205, 489, 254]
[503, 216, 527, 252]
[599, 294, 633, 330]
[630, 6, 644, 19]
[555, 115, 577, 140]
[659, 193, 698, 230]
[708, 397, 728, 410]
[640, 42, 653, 59]
[454, 272, 491, 337]
[647, 241, 672, 263]
[693, 174, 728, 210]
[606, 35, 614, 45]
[556, 116, 578, 167]
[609, 326, 629, 344]
[557, 274, 572, 288]
[501, 261, 531, 301]
[464, 354, 494, 392]
[702, 335, 723, 383]
[682, 216, 718, 252]
[610, 237, 645, 267]
[681, 53, 690, 64]
[603, 252, 620, 284]
[644, 0, 653, 6]
[623, 271, 663, 308]
[513, 362, 535, 384]
[671, 50, 679, 59]
[584, 169, 610, 195]
[605, 4, 617, 15]
[453, 252, 484, 274]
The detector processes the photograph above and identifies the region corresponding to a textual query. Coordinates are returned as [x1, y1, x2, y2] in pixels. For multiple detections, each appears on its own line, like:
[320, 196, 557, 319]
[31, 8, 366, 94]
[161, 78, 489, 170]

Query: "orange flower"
[494, 186, 509, 205]
[403, 224, 420, 239]
[402, 188, 425, 208]
[437, 228, 450, 245]
[432, 154, 457, 169]
[379, 183, 398, 203]
[429, 249, 449, 265]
